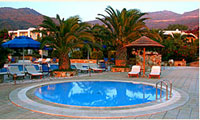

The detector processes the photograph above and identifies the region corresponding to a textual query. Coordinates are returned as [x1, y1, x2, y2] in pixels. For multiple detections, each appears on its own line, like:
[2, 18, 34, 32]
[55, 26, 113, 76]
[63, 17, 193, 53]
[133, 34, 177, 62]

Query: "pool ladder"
[156, 80, 172, 100]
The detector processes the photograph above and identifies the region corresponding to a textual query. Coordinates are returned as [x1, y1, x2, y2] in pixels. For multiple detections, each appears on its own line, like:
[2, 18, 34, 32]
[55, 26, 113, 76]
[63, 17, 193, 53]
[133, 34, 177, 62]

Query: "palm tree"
[96, 6, 148, 60]
[38, 15, 94, 70]
[86, 24, 114, 58]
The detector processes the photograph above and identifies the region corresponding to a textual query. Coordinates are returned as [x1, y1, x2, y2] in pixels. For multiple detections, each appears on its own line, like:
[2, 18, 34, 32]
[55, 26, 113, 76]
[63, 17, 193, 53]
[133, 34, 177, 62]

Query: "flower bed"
[53, 71, 77, 77]
[111, 67, 130, 72]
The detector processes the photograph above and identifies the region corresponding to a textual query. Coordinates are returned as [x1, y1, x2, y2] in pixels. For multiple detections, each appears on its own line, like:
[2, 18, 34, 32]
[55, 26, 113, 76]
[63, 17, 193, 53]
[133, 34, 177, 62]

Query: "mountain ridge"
[0, 7, 199, 30]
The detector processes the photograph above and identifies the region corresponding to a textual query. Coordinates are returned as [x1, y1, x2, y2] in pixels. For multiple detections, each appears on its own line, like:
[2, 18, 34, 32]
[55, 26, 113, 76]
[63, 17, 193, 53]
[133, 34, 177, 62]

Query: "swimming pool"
[35, 81, 165, 107]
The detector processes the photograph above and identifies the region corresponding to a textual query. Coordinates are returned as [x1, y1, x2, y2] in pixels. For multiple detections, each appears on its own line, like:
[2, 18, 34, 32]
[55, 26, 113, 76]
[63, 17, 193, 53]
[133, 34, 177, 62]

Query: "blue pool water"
[35, 81, 165, 107]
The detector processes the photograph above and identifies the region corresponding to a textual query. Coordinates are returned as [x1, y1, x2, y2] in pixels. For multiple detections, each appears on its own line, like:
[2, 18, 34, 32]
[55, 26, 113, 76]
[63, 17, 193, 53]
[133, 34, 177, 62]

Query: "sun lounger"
[8, 66, 25, 79]
[50, 64, 59, 71]
[18, 60, 32, 63]
[52, 58, 57, 63]
[34, 58, 43, 63]
[33, 64, 41, 72]
[149, 66, 161, 79]
[25, 65, 43, 79]
[70, 64, 77, 70]
[128, 65, 140, 78]
[41, 63, 51, 76]
[11, 58, 15, 63]
[32, 57, 36, 62]
[0, 68, 9, 80]
[73, 63, 89, 72]
[89, 63, 104, 72]
[44, 58, 51, 63]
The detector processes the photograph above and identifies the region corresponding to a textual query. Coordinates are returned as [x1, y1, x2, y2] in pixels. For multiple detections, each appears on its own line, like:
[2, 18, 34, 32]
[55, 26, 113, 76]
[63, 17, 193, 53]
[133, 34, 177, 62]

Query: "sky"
[0, 1, 199, 21]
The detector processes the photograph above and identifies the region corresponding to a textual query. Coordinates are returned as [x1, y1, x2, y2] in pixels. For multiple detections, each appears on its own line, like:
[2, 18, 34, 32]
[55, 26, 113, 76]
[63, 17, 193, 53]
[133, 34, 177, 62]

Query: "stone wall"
[136, 51, 162, 72]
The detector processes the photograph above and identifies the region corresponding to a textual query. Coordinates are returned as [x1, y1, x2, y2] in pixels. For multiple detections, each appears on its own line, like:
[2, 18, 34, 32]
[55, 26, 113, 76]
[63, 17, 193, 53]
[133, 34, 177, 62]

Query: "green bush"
[71, 51, 83, 59]
[0, 47, 10, 68]
[108, 50, 116, 59]
[0, 29, 11, 68]
[91, 51, 104, 59]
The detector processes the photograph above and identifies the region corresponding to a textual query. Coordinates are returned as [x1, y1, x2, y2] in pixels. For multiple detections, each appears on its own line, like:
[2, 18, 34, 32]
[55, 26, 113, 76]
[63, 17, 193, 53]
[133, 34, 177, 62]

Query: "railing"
[156, 79, 172, 100]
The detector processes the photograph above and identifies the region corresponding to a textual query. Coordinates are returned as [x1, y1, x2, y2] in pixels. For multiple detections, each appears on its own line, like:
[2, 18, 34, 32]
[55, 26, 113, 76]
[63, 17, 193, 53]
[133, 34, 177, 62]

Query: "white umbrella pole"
[23, 48, 25, 73]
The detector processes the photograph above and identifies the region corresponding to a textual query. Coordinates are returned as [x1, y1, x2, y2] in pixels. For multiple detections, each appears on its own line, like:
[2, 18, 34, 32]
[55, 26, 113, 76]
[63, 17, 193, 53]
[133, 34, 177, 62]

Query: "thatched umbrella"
[125, 36, 164, 77]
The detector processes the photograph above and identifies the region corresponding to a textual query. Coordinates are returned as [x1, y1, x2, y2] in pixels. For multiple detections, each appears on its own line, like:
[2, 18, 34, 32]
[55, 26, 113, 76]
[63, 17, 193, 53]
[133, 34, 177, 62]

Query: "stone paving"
[0, 66, 199, 119]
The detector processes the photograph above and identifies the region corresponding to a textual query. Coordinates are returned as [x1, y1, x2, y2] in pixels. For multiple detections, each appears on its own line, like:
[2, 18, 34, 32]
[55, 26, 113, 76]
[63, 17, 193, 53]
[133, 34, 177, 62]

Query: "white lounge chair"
[44, 58, 51, 63]
[8, 66, 25, 79]
[74, 63, 89, 72]
[149, 66, 161, 79]
[128, 65, 141, 78]
[34, 58, 43, 63]
[89, 63, 104, 72]
[18, 60, 32, 63]
[25, 65, 43, 79]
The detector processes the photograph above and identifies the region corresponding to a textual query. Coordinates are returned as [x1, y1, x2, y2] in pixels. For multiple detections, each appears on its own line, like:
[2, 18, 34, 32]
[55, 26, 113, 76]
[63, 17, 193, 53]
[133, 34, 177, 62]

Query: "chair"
[99, 62, 107, 70]
[0, 68, 8, 74]
[50, 64, 59, 71]
[149, 66, 161, 79]
[52, 58, 57, 63]
[44, 58, 51, 63]
[70, 64, 77, 70]
[32, 57, 36, 62]
[41, 63, 51, 76]
[0, 68, 9, 80]
[73, 63, 89, 72]
[128, 65, 141, 78]
[11, 58, 15, 63]
[25, 65, 43, 79]
[9, 65, 25, 72]
[33, 64, 41, 72]
[34, 58, 43, 63]
[8, 66, 25, 79]
[89, 63, 105, 72]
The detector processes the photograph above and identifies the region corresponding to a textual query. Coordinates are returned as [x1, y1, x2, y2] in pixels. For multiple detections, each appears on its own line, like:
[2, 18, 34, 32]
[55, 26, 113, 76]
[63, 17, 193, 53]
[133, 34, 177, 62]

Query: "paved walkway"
[0, 67, 199, 119]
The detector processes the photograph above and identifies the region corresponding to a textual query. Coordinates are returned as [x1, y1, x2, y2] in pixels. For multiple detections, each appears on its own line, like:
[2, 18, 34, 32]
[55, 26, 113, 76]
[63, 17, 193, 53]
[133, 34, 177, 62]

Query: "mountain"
[0, 7, 199, 30]
[143, 9, 199, 29]
[0, 7, 43, 30]
[89, 9, 199, 29]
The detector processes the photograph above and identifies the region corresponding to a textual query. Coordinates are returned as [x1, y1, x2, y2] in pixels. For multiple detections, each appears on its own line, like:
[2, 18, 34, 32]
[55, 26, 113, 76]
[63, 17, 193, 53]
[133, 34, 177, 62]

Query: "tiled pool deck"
[0, 66, 199, 119]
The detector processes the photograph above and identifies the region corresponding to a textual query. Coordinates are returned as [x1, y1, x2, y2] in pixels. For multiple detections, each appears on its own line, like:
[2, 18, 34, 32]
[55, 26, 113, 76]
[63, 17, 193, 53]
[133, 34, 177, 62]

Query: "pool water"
[35, 81, 165, 107]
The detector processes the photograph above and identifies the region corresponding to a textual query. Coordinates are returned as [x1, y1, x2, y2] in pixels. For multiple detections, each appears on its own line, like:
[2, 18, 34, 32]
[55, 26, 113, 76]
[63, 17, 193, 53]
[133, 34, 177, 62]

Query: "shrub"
[108, 50, 116, 59]
[71, 51, 83, 59]
[91, 51, 104, 59]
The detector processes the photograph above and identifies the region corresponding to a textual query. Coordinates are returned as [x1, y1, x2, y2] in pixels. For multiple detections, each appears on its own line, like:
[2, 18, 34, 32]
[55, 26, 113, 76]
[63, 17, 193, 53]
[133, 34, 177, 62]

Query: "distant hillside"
[0, 7, 199, 30]
[0, 7, 43, 30]
[144, 9, 199, 29]
[88, 9, 199, 30]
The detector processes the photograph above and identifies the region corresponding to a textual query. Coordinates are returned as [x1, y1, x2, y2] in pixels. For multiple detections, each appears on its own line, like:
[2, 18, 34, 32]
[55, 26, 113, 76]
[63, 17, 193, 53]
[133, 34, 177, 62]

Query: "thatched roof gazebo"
[125, 36, 164, 77]
[125, 36, 164, 48]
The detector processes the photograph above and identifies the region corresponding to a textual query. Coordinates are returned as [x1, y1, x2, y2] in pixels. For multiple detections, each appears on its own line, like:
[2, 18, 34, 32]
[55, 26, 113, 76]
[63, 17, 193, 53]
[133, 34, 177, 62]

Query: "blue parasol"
[2, 36, 41, 72]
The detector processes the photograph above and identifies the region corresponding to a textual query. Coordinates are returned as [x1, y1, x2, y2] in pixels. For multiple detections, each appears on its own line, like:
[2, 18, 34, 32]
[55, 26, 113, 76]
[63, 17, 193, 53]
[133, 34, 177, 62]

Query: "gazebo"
[125, 36, 164, 77]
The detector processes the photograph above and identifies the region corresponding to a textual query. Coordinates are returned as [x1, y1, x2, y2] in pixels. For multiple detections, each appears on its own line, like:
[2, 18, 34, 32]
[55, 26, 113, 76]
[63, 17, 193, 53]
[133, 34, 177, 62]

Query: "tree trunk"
[115, 47, 127, 60]
[59, 52, 71, 70]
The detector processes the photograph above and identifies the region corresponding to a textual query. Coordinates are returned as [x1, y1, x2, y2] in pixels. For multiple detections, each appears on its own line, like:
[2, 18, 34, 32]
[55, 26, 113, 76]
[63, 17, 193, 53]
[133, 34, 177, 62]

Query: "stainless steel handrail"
[163, 79, 173, 98]
[156, 79, 172, 100]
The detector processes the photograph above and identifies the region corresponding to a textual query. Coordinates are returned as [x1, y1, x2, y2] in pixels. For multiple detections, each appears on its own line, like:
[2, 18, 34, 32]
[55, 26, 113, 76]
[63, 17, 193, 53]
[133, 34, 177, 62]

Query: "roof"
[125, 36, 164, 48]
